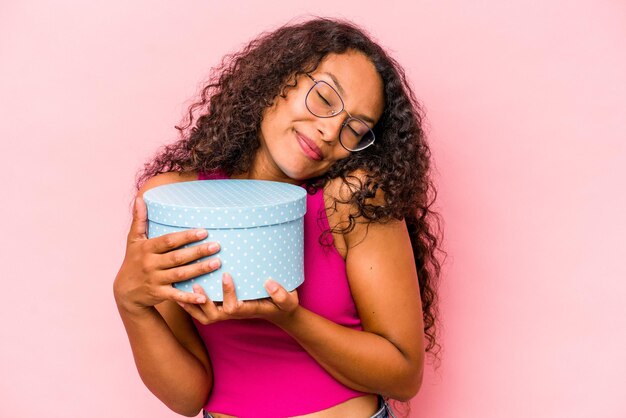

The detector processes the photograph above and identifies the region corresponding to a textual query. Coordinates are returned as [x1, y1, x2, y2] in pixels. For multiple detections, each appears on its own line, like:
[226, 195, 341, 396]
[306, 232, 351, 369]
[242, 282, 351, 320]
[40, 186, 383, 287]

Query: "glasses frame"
[304, 73, 376, 152]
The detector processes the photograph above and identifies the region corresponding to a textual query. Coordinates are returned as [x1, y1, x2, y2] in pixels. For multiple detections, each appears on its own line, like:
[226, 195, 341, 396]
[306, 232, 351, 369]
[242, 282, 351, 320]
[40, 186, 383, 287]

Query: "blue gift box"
[143, 180, 307, 301]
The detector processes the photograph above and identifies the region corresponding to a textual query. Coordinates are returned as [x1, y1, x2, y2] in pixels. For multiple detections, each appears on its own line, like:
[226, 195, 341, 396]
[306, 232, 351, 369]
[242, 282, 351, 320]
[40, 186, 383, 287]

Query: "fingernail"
[208, 243, 220, 252]
[209, 259, 221, 269]
[196, 296, 206, 303]
[177, 302, 186, 308]
[222, 273, 232, 285]
[264, 279, 278, 293]
[196, 229, 207, 238]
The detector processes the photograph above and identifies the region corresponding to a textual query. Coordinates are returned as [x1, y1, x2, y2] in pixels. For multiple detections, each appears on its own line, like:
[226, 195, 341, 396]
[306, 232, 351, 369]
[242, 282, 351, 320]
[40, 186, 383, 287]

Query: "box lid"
[143, 180, 307, 228]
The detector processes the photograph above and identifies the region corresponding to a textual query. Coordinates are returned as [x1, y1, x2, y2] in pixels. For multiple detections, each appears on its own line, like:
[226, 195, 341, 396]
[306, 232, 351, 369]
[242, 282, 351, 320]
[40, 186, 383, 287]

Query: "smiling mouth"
[296, 132, 323, 160]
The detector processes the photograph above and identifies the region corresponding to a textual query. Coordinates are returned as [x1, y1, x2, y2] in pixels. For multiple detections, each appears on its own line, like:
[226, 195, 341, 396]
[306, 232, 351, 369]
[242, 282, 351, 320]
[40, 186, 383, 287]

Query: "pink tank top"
[193, 171, 364, 417]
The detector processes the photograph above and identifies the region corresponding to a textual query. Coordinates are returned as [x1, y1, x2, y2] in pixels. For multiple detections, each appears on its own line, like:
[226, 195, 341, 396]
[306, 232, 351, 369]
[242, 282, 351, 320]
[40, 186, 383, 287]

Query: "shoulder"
[323, 169, 386, 207]
[329, 173, 424, 369]
[322, 170, 388, 249]
[138, 171, 199, 197]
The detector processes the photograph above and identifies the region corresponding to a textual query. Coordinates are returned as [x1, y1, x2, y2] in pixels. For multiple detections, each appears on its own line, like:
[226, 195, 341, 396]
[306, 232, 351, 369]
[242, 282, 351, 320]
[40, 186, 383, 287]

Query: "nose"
[317, 112, 347, 144]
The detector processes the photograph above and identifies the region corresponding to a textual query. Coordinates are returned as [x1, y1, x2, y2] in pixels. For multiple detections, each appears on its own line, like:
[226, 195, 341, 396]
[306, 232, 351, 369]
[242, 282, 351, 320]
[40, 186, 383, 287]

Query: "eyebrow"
[322, 71, 377, 125]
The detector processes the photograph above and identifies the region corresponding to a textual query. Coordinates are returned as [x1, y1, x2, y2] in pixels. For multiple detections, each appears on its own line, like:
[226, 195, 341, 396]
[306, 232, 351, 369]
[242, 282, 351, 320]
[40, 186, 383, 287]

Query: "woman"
[114, 17, 442, 418]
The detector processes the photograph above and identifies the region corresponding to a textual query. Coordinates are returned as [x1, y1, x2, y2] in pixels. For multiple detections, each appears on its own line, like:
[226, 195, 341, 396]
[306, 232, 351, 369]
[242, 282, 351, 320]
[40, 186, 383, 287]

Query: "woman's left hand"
[176, 272, 300, 325]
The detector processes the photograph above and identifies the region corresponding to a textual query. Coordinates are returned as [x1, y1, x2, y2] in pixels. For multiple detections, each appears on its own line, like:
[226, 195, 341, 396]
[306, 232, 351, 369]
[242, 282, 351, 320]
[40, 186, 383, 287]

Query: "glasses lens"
[340, 119, 375, 151]
[306, 81, 343, 117]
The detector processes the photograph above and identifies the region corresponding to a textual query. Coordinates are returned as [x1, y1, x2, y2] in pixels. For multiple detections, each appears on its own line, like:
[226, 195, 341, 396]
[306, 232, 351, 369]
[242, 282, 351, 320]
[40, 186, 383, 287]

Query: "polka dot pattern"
[144, 180, 307, 301]
[143, 180, 306, 228]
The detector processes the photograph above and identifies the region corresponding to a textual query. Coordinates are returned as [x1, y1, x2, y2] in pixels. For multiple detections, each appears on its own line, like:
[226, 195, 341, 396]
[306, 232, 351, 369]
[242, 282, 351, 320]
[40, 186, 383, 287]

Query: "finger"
[159, 257, 220, 285]
[148, 228, 208, 254]
[264, 278, 298, 312]
[156, 242, 221, 269]
[192, 284, 224, 319]
[162, 285, 207, 305]
[177, 302, 210, 324]
[128, 196, 148, 242]
[221, 273, 243, 314]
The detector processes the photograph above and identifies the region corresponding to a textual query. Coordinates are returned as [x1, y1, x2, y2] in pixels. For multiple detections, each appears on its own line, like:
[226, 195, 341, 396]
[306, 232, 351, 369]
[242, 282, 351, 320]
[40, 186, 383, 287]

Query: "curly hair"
[137, 17, 444, 367]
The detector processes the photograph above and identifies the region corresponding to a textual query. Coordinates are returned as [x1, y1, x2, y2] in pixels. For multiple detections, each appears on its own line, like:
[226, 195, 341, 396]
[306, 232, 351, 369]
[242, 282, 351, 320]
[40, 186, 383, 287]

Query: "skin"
[241, 50, 383, 184]
[113, 50, 425, 417]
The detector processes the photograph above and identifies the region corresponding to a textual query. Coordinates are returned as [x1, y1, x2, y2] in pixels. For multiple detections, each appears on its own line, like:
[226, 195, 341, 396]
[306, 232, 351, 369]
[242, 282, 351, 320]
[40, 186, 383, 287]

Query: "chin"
[282, 169, 311, 183]
[273, 146, 329, 182]
[280, 164, 323, 183]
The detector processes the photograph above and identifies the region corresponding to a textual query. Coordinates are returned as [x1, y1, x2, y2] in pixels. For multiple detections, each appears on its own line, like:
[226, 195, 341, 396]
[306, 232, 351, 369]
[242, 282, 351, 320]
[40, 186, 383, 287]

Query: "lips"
[296, 132, 323, 160]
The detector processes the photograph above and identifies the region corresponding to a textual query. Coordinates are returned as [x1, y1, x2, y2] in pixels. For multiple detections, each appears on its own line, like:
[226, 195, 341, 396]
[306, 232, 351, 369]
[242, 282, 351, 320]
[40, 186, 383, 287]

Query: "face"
[248, 50, 385, 184]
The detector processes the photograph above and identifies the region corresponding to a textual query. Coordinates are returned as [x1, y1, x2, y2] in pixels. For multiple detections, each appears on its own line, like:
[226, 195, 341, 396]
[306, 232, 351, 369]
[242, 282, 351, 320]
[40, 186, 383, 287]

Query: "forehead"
[313, 51, 385, 122]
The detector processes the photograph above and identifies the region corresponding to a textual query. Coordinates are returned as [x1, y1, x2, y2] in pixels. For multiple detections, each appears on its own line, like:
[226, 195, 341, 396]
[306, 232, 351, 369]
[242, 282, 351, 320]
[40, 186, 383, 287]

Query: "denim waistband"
[203, 395, 396, 418]
[371, 395, 396, 418]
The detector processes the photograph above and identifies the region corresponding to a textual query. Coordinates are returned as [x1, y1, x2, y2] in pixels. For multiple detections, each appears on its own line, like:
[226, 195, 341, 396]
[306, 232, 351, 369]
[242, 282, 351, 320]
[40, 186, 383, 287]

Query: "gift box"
[143, 179, 307, 301]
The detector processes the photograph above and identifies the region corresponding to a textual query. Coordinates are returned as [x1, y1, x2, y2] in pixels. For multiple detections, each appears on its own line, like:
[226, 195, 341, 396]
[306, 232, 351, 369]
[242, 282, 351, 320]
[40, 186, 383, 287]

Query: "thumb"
[128, 195, 148, 242]
[264, 279, 298, 312]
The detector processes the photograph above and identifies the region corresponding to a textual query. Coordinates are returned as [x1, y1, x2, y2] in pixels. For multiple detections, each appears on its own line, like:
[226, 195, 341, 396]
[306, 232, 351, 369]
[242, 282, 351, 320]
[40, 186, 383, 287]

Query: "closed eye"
[317, 92, 332, 107]
[348, 125, 360, 136]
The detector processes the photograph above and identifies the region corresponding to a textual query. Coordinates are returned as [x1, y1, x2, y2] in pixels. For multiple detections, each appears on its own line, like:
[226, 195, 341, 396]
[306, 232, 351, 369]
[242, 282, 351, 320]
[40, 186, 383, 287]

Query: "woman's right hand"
[113, 195, 222, 315]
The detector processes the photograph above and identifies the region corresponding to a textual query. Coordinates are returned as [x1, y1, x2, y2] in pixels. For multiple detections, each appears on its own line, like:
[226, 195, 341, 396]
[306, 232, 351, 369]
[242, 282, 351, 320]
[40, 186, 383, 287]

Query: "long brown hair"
[137, 16, 444, 368]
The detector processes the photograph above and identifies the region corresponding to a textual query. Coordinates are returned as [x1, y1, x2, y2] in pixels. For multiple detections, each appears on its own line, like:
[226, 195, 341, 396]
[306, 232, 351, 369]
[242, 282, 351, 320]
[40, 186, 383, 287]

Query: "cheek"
[281, 88, 311, 120]
[333, 148, 352, 161]
[263, 100, 297, 132]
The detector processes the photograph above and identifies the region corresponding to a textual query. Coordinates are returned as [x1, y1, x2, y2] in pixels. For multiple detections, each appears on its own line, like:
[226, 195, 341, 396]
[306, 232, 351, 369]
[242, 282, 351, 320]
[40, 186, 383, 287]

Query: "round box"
[143, 179, 307, 301]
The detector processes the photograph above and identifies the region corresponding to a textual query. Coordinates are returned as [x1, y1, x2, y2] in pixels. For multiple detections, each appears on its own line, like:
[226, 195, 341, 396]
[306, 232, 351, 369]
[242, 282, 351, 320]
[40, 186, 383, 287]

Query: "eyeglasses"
[304, 73, 376, 152]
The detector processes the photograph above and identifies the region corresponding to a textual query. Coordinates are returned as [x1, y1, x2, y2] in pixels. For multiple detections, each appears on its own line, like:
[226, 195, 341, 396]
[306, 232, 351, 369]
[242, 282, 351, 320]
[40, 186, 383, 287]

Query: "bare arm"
[270, 217, 425, 401]
[269, 175, 425, 400]
[182, 177, 425, 401]
[113, 172, 219, 416]
[114, 301, 211, 416]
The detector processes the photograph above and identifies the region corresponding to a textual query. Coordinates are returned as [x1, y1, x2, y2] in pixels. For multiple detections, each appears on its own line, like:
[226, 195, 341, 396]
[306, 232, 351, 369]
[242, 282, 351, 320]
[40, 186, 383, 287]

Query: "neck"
[233, 148, 302, 185]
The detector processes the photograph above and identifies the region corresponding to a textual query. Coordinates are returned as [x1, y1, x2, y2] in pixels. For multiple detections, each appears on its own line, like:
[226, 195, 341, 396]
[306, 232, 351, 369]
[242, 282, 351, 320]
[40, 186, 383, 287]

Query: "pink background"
[1, 1, 625, 417]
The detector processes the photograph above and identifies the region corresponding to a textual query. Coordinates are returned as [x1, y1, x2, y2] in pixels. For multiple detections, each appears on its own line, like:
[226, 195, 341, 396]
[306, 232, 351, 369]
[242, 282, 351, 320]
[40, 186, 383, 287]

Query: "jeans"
[203, 395, 396, 418]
